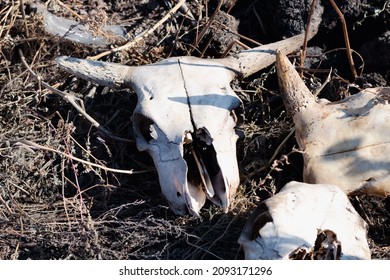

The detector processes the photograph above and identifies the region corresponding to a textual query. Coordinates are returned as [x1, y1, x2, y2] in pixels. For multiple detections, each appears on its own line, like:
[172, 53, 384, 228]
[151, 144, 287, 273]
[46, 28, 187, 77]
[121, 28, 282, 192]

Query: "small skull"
[238, 181, 371, 260]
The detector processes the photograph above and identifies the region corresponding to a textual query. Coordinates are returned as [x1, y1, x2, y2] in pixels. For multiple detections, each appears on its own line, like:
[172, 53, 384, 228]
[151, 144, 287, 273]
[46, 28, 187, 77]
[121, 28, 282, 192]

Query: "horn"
[221, 34, 307, 78]
[220, 0, 323, 78]
[275, 51, 315, 118]
[55, 56, 136, 88]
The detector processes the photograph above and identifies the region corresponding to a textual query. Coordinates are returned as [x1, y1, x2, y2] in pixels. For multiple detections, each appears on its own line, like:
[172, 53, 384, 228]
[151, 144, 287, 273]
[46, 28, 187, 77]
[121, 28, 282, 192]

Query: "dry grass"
[0, 0, 388, 260]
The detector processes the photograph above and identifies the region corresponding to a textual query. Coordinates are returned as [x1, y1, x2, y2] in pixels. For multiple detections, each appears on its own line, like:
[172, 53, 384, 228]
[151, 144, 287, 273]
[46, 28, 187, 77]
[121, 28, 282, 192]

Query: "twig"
[19, 0, 29, 38]
[204, 214, 240, 258]
[300, 0, 318, 77]
[243, 127, 296, 183]
[185, 240, 222, 260]
[18, 48, 133, 144]
[263, 127, 296, 173]
[313, 68, 332, 97]
[189, 0, 223, 55]
[55, 0, 84, 20]
[318, 47, 365, 76]
[252, 6, 266, 36]
[221, 39, 250, 58]
[12, 139, 151, 175]
[87, 0, 186, 60]
[218, 22, 263, 46]
[63, 124, 85, 223]
[0, 3, 18, 42]
[19, 49, 103, 130]
[161, 0, 194, 20]
[328, 0, 358, 79]
[351, 196, 374, 226]
[0, 195, 13, 214]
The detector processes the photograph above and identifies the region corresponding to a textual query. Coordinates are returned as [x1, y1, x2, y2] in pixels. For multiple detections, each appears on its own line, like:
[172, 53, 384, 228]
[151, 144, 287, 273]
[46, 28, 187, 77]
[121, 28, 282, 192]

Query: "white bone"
[238, 181, 371, 260]
[276, 51, 390, 196]
[33, 3, 127, 47]
[54, 3, 323, 216]
[189, 144, 215, 198]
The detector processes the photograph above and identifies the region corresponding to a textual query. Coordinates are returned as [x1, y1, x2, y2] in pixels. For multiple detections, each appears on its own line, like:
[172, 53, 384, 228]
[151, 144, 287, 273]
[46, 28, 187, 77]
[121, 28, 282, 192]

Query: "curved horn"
[222, 34, 307, 78]
[276, 51, 315, 118]
[220, 0, 323, 78]
[55, 56, 136, 88]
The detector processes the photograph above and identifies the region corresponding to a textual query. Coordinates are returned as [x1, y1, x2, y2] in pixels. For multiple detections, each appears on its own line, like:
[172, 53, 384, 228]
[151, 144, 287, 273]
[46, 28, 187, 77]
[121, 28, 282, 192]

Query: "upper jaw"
[150, 130, 240, 217]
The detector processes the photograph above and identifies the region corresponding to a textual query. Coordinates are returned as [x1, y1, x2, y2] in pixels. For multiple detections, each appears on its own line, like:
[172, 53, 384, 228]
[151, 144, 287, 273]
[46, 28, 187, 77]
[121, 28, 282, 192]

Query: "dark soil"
[0, 0, 389, 259]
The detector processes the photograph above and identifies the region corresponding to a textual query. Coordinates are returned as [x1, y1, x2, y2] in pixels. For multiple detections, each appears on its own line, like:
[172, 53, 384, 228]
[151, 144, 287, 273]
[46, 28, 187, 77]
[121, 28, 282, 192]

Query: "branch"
[18, 48, 133, 144]
[300, 0, 318, 77]
[329, 0, 358, 79]
[11, 139, 151, 175]
[87, 0, 187, 60]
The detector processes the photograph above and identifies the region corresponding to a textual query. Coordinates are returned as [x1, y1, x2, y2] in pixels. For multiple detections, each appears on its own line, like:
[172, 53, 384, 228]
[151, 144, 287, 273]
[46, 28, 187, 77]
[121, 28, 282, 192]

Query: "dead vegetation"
[0, 0, 389, 259]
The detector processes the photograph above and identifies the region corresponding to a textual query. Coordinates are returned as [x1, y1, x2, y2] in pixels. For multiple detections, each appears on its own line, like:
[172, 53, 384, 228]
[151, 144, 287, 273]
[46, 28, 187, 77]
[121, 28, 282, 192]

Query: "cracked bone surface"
[238, 181, 371, 260]
[54, 2, 323, 216]
[276, 51, 390, 197]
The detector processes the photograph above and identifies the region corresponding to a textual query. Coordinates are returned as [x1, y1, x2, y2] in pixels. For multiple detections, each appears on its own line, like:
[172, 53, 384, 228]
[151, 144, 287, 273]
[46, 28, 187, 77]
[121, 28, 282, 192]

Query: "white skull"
[55, 21, 322, 216]
[130, 57, 242, 216]
[238, 181, 371, 260]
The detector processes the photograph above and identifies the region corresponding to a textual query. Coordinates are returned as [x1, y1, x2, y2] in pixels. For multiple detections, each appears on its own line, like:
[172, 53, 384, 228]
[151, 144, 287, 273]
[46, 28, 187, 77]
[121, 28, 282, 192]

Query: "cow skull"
[276, 51, 390, 197]
[54, 3, 323, 216]
[55, 36, 312, 216]
[238, 181, 371, 260]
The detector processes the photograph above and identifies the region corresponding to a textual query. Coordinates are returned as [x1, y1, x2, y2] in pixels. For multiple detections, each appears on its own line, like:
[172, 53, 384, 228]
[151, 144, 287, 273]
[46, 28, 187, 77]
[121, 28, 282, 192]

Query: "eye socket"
[134, 114, 156, 143]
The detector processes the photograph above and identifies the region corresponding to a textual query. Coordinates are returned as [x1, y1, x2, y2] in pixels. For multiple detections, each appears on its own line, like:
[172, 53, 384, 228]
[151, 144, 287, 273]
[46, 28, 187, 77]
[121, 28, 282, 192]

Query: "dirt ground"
[0, 0, 389, 260]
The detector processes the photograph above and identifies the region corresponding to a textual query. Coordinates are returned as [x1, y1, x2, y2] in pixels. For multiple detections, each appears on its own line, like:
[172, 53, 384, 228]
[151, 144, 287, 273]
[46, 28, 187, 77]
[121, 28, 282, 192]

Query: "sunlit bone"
[276, 51, 390, 197]
[54, 3, 323, 216]
[238, 181, 371, 260]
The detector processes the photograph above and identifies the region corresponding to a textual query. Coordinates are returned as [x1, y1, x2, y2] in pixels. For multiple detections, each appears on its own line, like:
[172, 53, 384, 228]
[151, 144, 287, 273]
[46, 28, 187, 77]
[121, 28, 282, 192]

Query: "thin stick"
[221, 39, 250, 58]
[263, 127, 296, 173]
[243, 127, 296, 182]
[352, 196, 374, 226]
[12, 139, 150, 175]
[318, 47, 365, 76]
[0, 4, 14, 38]
[87, 0, 186, 60]
[218, 22, 262, 46]
[313, 68, 332, 97]
[63, 127, 85, 223]
[189, 0, 222, 54]
[328, 0, 358, 79]
[252, 6, 266, 36]
[19, 0, 29, 38]
[19, 49, 104, 130]
[55, 0, 84, 20]
[18, 48, 133, 143]
[300, 0, 318, 77]
[0, 195, 13, 214]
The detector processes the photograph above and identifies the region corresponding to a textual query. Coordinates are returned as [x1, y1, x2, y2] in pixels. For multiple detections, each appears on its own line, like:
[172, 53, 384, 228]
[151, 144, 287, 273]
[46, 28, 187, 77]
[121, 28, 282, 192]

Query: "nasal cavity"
[134, 114, 155, 143]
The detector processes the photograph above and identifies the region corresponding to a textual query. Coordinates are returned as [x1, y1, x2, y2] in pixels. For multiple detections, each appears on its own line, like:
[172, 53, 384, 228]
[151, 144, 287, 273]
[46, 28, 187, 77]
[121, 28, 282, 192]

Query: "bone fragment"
[33, 3, 127, 47]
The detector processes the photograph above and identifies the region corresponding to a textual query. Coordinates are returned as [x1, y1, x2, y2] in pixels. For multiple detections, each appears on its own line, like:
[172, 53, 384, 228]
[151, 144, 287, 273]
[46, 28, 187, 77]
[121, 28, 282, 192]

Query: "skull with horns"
[55, 3, 322, 216]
